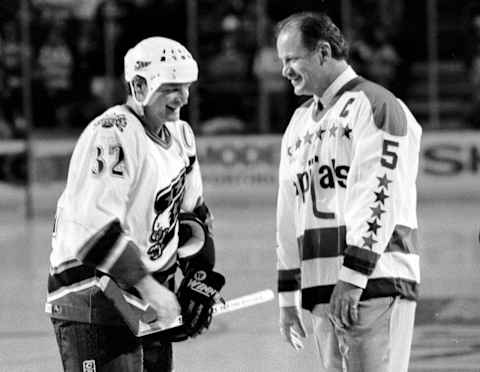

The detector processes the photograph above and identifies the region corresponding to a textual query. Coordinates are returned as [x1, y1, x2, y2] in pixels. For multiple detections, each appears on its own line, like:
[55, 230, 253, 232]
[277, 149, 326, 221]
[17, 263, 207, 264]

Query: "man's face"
[145, 83, 191, 124]
[276, 28, 324, 96]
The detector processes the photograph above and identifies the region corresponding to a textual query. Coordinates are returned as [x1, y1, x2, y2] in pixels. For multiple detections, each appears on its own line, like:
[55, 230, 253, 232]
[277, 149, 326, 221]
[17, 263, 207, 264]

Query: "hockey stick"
[212, 289, 274, 315]
[99, 276, 274, 337]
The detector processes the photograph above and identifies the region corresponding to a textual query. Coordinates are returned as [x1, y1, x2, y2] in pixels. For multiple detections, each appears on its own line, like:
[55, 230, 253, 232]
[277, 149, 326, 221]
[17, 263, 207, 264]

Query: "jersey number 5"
[92, 145, 125, 177]
[381, 139, 399, 170]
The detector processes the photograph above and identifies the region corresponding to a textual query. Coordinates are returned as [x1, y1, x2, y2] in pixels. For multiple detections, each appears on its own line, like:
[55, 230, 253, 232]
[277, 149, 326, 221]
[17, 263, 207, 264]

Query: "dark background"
[1, 0, 480, 138]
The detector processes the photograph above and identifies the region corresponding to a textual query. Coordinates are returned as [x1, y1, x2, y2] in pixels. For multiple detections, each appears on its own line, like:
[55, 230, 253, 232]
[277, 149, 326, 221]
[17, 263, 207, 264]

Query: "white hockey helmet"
[124, 37, 198, 106]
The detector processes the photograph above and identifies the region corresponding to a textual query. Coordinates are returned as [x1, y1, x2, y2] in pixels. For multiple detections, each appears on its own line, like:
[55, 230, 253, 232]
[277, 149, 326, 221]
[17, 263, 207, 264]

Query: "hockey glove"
[160, 266, 225, 342]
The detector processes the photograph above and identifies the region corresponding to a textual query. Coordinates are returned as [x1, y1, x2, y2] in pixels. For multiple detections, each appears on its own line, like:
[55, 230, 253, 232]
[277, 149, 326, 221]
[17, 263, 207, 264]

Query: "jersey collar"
[145, 124, 172, 149]
[314, 65, 357, 108]
[124, 104, 172, 149]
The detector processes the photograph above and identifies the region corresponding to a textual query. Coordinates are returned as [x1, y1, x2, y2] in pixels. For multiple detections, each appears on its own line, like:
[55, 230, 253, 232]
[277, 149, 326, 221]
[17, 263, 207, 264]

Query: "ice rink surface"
[0, 183, 479, 371]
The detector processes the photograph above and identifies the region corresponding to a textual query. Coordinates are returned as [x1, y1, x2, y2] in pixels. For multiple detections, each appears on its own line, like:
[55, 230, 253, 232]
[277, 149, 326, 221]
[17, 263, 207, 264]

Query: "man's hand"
[279, 306, 307, 351]
[174, 266, 225, 340]
[135, 275, 180, 327]
[328, 280, 363, 329]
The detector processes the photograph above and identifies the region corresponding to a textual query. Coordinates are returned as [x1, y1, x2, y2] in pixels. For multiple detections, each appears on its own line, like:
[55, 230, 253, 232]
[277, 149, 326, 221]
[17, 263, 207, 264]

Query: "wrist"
[134, 274, 155, 294]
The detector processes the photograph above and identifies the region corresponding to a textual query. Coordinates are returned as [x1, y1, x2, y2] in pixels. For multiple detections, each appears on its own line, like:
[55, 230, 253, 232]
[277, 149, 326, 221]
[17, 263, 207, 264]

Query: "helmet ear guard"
[129, 76, 148, 105]
[124, 37, 199, 106]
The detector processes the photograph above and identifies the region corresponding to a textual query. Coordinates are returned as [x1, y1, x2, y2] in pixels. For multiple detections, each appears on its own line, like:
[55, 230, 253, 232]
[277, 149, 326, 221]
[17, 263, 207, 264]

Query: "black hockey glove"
[160, 266, 225, 342]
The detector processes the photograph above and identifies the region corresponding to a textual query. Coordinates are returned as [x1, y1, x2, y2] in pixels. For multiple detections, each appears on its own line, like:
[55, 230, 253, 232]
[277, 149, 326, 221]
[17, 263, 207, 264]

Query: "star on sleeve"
[303, 131, 314, 144]
[377, 174, 392, 189]
[370, 204, 386, 219]
[362, 234, 378, 249]
[343, 125, 352, 139]
[367, 219, 381, 234]
[374, 189, 389, 205]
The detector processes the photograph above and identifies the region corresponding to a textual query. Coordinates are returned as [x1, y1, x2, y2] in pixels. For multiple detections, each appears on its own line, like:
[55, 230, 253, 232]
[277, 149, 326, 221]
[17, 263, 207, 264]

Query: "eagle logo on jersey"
[148, 171, 186, 260]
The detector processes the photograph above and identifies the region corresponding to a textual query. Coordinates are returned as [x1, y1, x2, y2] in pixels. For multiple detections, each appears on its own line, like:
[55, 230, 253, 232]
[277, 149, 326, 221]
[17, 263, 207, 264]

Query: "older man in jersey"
[46, 37, 224, 371]
[275, 12, 421, 372]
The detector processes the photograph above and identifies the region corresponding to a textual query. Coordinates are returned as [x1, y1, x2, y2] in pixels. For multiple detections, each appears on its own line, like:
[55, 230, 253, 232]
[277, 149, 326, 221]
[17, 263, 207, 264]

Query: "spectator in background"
[0, 47, 12, 138]
[67, 19, 106, 128]
[87, 0, 137, 111]
[0, 3, 44, 136]
[208, 35, 249, 81]
[0, 20, 23, 135]
[253, 22, 289, 133]
[37, 21, 74, 128]
[204, 34, 251, 126]
[464, 6, 480, 128]
[200, 0, 258, 131]
[0, 107, 12, 139]
[349, 24, 400, 92]
[214, 0, 257, 80]
[91, 0, 137, 76]
[222, 0, 257, 60]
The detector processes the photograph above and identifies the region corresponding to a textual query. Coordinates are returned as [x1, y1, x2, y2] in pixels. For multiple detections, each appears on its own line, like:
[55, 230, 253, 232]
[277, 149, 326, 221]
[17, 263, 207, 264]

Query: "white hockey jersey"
[46, 104, 205, 324]
[276, 67, 422, 311]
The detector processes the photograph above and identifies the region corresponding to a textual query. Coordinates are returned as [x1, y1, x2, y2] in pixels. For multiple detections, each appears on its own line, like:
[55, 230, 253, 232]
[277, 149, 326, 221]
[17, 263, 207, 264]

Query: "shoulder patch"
[95, 113, 128, 132]
[337, 78, 407, 136]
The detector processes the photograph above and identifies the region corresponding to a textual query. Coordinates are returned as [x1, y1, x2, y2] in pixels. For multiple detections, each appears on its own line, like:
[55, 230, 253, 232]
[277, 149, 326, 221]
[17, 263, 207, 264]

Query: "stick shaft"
[212, 289, 274, 315]
[160, 289, 275, 329]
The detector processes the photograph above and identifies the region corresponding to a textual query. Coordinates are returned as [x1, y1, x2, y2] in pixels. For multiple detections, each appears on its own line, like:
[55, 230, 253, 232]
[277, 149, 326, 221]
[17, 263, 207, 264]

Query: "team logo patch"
[82, 360, 96, 372]
[96, 114, 127, 132]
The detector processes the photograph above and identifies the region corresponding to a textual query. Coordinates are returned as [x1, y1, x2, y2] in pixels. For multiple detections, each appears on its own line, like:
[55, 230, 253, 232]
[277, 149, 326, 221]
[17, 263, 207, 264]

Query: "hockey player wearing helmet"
[46, 37, 224, 371]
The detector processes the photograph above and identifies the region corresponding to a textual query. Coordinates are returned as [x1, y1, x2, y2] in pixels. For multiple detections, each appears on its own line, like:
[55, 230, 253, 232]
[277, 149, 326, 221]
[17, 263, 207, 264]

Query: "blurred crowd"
[464, 2, 480, 129]
[0, 0, 189, 138]
[0, 0, 479, 139]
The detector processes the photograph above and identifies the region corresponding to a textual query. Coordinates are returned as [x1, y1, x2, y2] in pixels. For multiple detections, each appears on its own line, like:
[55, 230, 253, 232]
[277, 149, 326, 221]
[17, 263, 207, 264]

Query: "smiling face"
[144, 82, 191, 128]
[276, 27, 326, 96]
